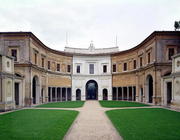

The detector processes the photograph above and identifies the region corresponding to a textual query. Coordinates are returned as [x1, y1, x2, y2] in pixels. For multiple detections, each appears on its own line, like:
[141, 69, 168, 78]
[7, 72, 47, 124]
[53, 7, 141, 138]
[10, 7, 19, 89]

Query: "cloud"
[0, 0, 179, 51]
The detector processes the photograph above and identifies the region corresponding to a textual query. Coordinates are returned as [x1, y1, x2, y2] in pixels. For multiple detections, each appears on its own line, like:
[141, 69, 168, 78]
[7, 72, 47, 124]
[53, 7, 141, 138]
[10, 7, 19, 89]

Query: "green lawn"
[0, 109, 78, 140]
[99, 101, 149, 108]
[36, 101, 85, 108]
[106, 108, 180, 140]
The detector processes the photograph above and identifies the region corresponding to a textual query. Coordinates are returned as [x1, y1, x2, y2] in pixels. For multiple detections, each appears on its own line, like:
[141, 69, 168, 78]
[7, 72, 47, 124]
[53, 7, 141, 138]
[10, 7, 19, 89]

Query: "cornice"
[1, 31, 180, 57]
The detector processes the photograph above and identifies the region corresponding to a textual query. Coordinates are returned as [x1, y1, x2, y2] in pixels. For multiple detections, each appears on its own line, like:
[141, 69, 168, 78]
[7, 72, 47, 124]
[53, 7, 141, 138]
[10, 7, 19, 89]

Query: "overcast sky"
[0, 0, 179, 51]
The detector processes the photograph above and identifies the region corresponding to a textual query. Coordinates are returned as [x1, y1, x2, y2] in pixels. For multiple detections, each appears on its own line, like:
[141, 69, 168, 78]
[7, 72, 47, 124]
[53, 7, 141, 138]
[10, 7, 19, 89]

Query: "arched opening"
[76, 89, 81, 101]
[103, 88, 108, 100]
[41, 88, 44, 103]
[86, 80, 98, 100]
[146, 75, 153, 103]
[32, 76, 39, 104]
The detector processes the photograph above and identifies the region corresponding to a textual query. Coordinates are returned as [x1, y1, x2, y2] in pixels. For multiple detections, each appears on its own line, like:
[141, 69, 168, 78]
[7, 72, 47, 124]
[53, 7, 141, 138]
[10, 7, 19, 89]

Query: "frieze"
[5, 40, 25, 47]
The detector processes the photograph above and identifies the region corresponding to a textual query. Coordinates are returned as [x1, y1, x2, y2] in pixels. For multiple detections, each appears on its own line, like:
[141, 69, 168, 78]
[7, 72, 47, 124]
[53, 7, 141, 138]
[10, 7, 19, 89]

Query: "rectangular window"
[57, 63, 60, 71]
[140, 57, 143, 67]
[148, 52, 151, 64]
[133, 60, 136, 69]
[123, 63, 127, 71]
[113, 64, 116, 72]
[89, 64, 94, 74]
[103, 65, 107, 73]
[77, 65, 80, 73]
[34, 53, 37, 64]
[67, 65, 71, 73]
[48, 61, 50, 70]
[168, 48, 175, 60]
[41, 58, 44, 67]
[11, 49, 17, 61]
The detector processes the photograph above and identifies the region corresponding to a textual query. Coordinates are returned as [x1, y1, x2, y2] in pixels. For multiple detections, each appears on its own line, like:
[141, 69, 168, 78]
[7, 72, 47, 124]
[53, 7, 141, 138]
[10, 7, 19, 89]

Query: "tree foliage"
[174, 21, 180, 30]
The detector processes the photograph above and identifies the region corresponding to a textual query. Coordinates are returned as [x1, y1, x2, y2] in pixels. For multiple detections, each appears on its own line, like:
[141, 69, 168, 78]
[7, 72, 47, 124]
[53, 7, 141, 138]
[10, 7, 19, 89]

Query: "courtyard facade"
[0, 31, 180, 111]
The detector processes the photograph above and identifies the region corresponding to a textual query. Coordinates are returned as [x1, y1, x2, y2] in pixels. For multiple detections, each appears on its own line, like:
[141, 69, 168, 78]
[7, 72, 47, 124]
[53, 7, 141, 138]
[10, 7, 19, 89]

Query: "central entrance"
[86, 80, 98, 100]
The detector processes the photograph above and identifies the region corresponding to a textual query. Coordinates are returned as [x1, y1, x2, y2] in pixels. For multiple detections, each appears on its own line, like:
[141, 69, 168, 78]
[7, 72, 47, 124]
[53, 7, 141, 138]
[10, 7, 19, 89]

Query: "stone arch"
[86, 80, 98, 100]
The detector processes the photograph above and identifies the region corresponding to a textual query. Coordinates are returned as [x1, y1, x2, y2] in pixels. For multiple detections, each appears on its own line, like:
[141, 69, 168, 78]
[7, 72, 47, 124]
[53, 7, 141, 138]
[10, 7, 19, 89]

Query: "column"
[50, 87, 52, 102]
[112, 87, 114, 100]
[122, 87, 124, 100]
[127, 87, 129, 101]
[116, 87, 118, 100]
[132, 86, 134, 101]
[172, 77, 175, 102]
[66, 88, 68, 101]
[55, 87, 57, 102]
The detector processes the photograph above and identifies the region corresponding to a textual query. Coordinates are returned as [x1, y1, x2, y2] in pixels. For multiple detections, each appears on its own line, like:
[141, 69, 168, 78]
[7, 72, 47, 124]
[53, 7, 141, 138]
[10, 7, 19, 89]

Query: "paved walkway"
[64, 101, 122, 140]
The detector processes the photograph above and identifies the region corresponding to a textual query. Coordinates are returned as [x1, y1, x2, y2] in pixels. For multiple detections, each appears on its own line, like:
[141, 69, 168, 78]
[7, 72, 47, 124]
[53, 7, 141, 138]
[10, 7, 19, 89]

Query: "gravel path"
[63, 101, 122, 140]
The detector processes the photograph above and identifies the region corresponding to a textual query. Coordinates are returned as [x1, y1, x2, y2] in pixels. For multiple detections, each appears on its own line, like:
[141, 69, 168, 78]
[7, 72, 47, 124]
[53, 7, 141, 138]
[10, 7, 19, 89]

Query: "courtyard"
[1, 101, 180, 140]
[0, 1, 180, 140]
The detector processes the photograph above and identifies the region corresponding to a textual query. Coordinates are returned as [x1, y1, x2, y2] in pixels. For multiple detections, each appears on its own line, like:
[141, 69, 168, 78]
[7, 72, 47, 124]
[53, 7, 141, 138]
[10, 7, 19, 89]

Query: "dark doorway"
[67, 88, 71, 101]
[48, 87, 51, 102]
[103, 88, 108, 100]
[41, 88, 44, 103]
[76, 89, 81, 101]
[133, 86, 136, 101]
[32, 76, 39, 104]
[141, 88, 143, 102]
[147, 75, 153, 103]
[128, 87, 132, 101]
[118, 87, 122, 100]
[15, 83, 19, 105]
[86, 80, 98, 100]
[52, 88, 56, 102]
[32, 77, 37, 104]
[124, 87, 127, 100]
[167, 82, 172, 104]
[112, 87, 117, 100]
[62, 88, 66, 101]
[57, 88, 61, 101]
